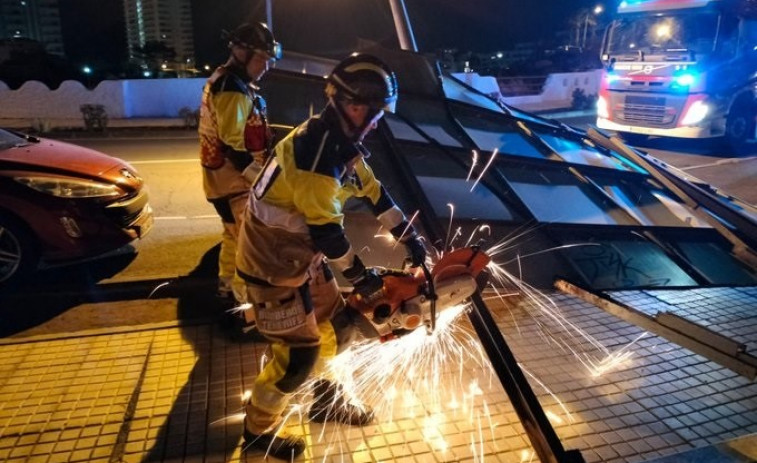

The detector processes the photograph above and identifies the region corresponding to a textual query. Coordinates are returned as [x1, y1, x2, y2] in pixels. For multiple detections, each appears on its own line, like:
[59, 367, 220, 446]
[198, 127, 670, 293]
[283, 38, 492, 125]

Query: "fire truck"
[597, 0, 757, 154]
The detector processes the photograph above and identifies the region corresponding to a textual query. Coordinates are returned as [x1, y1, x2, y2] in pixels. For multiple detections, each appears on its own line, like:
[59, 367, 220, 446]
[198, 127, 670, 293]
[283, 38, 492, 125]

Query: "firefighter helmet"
[327, 53, 398, 113]
[224, 22, 281, 61]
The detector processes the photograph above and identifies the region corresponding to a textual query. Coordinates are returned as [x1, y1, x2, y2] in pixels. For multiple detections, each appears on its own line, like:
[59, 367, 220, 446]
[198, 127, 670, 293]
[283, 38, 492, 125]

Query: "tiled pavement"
[1, 288, 756, 463]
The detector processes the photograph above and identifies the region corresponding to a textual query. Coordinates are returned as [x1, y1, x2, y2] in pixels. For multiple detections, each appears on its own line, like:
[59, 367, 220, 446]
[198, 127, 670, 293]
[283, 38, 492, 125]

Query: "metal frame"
[377, 97, 586, 463]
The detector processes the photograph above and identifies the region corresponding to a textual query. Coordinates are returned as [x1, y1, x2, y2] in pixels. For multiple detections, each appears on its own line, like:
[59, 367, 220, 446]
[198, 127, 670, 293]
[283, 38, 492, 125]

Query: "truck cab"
[597, 0, 757, 154]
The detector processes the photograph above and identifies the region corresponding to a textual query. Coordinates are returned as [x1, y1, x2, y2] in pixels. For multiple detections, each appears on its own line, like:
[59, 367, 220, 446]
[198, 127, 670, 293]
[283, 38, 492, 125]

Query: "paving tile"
[1, 289, 757, 462]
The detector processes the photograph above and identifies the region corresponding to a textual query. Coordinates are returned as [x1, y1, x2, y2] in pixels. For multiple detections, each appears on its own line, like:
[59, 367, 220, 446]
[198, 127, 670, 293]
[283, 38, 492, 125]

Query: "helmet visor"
[240, 40, 281, 61]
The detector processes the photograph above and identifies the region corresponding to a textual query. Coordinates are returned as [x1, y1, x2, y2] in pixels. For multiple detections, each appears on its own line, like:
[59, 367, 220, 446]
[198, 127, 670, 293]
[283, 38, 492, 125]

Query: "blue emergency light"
[605, 72, 622, 84]
[672, 71, 698, 89]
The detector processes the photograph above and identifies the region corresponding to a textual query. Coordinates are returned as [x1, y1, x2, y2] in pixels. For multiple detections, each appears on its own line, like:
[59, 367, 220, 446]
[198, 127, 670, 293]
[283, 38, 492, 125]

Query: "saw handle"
[421, 261, 437, 334]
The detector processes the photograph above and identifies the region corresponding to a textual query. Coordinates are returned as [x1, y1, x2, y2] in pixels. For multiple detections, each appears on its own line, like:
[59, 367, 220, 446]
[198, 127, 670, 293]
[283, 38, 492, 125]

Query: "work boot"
[308, 379, 374, 426]
[243, 428, 306, 460]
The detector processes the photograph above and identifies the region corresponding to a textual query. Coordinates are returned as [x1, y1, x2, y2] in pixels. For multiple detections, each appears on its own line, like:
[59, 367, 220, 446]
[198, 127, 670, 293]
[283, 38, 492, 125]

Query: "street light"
[582, 4, 604, 50]
[82, 66, 93, 87]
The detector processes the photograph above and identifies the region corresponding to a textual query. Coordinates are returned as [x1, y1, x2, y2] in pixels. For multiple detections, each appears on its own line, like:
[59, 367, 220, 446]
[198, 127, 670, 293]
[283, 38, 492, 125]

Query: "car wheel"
[619, 132, 649, 146]
[0, 214, 38, 287]
[725, 99, 757, 157]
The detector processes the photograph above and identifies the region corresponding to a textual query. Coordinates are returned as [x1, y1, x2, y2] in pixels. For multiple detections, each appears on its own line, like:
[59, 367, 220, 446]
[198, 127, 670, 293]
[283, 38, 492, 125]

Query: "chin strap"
[329, 99, 376, 142]
[229, 46, 256, 70]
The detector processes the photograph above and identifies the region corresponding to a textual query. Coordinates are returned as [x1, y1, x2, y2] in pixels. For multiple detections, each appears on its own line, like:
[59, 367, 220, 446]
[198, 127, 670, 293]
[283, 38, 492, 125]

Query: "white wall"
[0, 78, 205, 120]
[451, 70, 601, 113]
[0, 69, 599, 129]
[504, 70, 601, 112]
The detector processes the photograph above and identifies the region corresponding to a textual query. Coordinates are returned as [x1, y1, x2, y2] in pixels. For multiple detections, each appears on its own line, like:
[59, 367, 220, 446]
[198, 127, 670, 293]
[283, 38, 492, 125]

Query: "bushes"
[179, 107, 200, 128]
[571, 88, 597, 110]
[80, 104, 108, 131]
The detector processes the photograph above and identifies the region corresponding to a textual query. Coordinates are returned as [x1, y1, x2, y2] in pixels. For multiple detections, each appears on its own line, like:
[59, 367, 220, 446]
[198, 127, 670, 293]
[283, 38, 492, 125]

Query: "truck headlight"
[597, 95, 610, 119]
[679, 100, 709, 126]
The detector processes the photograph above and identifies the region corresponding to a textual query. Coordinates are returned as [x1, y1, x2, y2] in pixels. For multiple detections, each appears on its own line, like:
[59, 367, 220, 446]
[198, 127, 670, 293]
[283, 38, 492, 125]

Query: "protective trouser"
[211, 192, 249, 306]
[243, 259, 356, 434]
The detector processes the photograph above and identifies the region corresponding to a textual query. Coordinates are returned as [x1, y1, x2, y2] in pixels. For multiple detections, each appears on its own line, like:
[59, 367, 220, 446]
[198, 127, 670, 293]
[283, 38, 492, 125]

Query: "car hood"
[1, 137, 125, 178]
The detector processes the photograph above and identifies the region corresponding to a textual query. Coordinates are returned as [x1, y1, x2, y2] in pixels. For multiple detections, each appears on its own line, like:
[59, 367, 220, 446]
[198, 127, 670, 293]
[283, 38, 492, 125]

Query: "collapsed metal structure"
[264, 49, 757, 462]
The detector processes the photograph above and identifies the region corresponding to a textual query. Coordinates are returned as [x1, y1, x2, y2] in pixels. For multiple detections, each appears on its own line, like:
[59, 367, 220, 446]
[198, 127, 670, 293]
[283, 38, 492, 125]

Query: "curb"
[0, 317, 216, 346]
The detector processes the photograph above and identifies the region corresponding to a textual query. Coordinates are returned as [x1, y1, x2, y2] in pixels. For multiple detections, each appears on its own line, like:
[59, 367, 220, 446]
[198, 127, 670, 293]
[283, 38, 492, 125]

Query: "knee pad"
[274, 345, 319, 393]
[330, 308, 358, 354]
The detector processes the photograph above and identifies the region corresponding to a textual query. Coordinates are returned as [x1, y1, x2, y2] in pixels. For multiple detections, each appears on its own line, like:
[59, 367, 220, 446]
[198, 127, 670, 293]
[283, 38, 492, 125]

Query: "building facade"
[123, 0, 194, 71]
[0, 0, 64, 56]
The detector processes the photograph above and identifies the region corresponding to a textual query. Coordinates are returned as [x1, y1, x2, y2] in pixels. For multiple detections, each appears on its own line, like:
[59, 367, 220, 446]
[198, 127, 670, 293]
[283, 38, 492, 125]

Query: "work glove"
[351, 268, 384, 302]
[403, 235, 427, 268]
[342, 256, 384, 301]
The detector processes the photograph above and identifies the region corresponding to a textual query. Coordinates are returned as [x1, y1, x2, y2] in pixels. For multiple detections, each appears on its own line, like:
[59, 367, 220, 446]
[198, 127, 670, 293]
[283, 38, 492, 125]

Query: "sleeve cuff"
[329, 245, 357, 273]
[377, 206, 405, 232]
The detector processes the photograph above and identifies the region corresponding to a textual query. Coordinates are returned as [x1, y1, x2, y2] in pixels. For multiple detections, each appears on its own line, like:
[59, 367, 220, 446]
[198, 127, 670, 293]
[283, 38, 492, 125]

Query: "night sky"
[59, 0, 606, 68]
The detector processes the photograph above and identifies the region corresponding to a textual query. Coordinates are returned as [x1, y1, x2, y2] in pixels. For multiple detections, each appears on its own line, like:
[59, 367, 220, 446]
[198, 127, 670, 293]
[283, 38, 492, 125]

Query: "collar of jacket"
[318, 105, 364, 164]
[221, 62, 257, 88]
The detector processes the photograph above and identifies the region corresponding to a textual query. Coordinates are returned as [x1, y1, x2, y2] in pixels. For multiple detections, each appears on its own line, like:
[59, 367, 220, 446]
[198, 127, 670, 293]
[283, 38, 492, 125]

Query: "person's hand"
[350, 268, 384, 301]
[404, 235, 426, 267]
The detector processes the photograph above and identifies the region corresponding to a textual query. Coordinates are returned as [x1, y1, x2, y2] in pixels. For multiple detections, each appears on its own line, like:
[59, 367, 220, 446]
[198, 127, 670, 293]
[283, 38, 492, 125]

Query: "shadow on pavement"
[0, 250, 138, 336]
[0, 244, 226, 337]
[142, 244, 254, 462]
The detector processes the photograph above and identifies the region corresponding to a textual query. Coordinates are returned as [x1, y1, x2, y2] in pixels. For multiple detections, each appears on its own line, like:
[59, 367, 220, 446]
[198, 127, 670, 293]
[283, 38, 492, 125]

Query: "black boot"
[308, 379, 374, 426]
[243, 428, 306, 460]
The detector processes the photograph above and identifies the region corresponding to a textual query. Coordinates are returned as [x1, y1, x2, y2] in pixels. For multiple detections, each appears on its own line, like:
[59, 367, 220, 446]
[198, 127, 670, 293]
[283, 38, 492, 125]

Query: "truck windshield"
[605, 12, 720, 59]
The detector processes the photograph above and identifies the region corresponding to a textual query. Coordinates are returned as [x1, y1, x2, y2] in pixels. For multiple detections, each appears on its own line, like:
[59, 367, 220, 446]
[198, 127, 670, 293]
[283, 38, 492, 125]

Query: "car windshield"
[0, 129, 30, 150]
[605, 12, 720, 59]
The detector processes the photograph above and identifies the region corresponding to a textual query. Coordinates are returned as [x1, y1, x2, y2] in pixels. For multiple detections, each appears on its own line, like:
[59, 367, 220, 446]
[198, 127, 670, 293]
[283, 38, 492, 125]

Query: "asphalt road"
[1, 125, 754, 339]
[558, 114, 757, 206]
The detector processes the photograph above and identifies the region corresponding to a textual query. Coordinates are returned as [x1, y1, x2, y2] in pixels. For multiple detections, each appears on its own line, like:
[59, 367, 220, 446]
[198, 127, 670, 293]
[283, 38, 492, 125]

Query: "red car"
[0, 128, 153, 287]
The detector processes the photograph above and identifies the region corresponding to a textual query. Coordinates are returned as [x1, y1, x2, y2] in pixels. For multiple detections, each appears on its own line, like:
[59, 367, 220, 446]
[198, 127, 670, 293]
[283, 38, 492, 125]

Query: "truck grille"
[615, 95, 676, 127]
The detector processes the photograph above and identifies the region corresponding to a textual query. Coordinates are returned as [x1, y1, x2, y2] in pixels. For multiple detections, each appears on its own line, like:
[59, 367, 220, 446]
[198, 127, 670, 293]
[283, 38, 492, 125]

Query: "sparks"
[147, 281, 171, 299]
[225, 302, 253, 316]
[393, 209, 420, 247]
[443, 203, 455, 253]
[466, 149, 479, 182]
[470, 148, 498, 192]
[236, 223, 647, 461]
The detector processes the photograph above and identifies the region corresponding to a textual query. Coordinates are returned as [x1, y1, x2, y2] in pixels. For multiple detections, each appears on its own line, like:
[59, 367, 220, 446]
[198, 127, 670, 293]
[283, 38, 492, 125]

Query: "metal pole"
[388, 0, 418, 51]
[265, 0, 273, 33]
[582, 14, 589, 49]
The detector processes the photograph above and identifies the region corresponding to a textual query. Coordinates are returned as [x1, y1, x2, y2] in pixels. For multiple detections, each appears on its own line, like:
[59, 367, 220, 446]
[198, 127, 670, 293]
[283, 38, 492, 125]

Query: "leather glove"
[342, 255, 384, 301]
[403, 235, 426, 268]
[351, 268, 384, 301]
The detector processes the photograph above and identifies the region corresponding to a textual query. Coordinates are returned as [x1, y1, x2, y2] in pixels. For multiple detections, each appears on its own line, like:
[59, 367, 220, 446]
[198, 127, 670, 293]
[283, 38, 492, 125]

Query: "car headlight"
[14, 176, 124, 198]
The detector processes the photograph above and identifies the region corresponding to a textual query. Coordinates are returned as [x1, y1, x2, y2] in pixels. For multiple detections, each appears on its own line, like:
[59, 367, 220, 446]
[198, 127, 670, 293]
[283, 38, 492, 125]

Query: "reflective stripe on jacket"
[198, 64, 271, 199]
[245, 105, 405, 268]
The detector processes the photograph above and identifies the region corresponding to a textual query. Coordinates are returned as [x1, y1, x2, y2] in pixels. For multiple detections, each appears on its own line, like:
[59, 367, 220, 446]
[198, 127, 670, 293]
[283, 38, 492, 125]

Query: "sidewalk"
[1, 288, 756, 462]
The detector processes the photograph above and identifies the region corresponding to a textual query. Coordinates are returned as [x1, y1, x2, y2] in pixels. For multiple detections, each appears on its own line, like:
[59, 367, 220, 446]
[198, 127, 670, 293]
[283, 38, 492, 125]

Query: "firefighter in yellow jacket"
[236, 53, 426, 458]
[198, 22, 280, 327]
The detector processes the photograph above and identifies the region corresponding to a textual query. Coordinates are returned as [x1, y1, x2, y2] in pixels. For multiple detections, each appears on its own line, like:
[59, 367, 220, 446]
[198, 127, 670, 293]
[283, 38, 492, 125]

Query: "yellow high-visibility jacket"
[246, 105, 408, 273]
